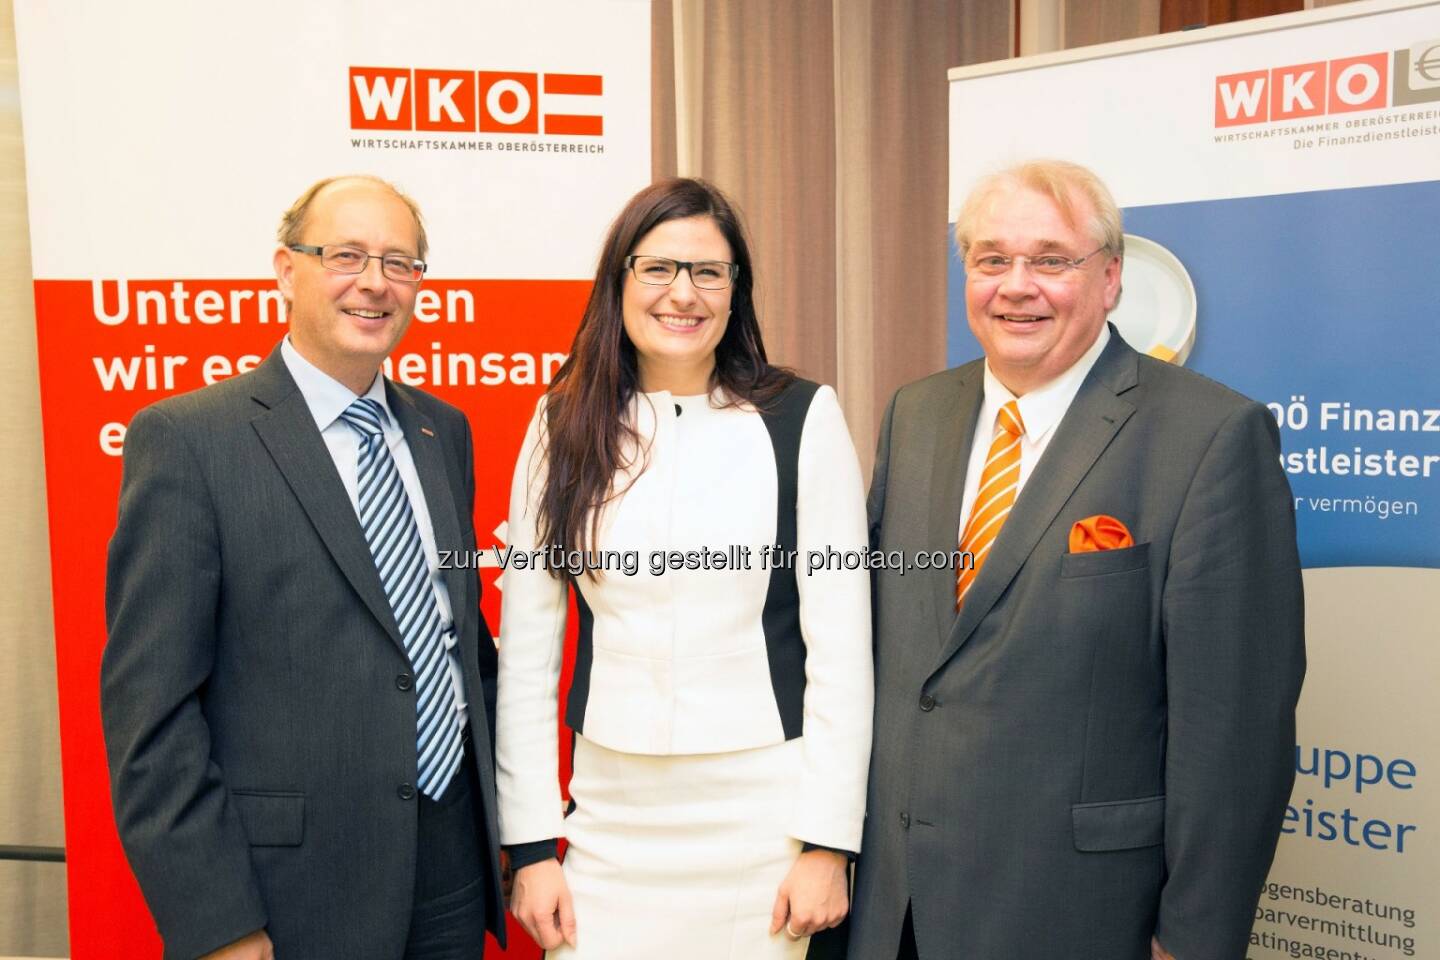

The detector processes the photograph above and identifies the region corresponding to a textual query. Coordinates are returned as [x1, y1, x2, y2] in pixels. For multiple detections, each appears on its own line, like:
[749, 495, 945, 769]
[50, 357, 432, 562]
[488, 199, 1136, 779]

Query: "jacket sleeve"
[867, 392, 898, 649]
[789, 385, 875, 853]
[1155, 400, 1306, 960]
[101, 405, 269, 960]
[460, 414, 500, 757]
[494, 397, 569, 849]
[867, 391, 897, 554]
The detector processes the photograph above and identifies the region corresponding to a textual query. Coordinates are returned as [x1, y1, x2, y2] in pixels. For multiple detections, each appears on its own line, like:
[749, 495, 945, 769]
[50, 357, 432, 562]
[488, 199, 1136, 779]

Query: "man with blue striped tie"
[102, 175, 504, 960]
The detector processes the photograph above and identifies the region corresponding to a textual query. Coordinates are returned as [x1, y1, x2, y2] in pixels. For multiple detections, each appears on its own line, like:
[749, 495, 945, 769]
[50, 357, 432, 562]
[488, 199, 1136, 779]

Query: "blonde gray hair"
[954, 159, 1123, 259]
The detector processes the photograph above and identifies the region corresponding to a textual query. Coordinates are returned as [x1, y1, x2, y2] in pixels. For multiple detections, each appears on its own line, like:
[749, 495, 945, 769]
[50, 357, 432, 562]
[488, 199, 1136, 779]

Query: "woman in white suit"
[497, 178, 872, 959]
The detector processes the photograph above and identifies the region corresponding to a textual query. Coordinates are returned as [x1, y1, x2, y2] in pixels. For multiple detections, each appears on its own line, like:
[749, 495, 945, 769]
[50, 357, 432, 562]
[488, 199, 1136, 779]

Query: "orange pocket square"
[1069, 514, 1134, 553]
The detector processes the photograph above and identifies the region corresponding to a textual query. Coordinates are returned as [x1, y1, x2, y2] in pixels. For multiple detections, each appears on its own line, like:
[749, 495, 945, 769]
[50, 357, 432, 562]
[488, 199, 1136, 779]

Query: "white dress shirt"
[280, 336, 468, 729]
[958, 325, 1111, 541]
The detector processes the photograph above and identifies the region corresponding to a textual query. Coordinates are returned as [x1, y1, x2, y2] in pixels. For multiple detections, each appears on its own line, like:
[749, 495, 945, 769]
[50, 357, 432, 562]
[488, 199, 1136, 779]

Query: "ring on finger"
[786, 921, 802, 939]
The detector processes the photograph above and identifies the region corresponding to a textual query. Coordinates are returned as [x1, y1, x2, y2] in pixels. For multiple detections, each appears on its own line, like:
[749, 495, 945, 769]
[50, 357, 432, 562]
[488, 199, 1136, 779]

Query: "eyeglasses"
[966, 245, 1110, 280]
[289, 244, 427, 283]
[625, 255, 739, 291]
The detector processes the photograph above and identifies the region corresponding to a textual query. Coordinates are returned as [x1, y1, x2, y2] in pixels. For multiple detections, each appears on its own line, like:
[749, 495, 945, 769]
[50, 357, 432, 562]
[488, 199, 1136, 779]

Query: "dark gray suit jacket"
[848, 329, 1304, 960]
[102, 346, 504, 960]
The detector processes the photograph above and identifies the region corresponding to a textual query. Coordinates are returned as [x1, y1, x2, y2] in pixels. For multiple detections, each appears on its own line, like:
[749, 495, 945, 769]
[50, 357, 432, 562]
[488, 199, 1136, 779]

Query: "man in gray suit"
[102, 176, 504, 960]
[848, 160, 1304, 960]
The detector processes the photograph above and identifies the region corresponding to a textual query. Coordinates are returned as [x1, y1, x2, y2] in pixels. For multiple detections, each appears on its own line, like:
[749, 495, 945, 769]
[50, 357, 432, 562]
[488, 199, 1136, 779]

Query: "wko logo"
[1214, 39, 1440, 127]
[350, 67, 603, 135]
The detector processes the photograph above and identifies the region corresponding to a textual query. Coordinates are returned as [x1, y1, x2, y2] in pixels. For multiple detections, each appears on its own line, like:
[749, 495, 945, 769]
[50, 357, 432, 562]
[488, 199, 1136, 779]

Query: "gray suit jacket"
[102, 346, 504, 960]
[848, 328, 1304, 960]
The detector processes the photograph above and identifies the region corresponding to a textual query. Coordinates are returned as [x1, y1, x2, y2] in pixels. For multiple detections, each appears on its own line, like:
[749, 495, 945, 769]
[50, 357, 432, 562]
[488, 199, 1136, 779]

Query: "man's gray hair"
[277, 174, 428, 260]
[954, 159, 1123, 260]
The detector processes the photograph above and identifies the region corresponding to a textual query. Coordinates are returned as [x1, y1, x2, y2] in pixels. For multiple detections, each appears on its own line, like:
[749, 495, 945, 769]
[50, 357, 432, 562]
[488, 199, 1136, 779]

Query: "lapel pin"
[420, 427, 435, 437]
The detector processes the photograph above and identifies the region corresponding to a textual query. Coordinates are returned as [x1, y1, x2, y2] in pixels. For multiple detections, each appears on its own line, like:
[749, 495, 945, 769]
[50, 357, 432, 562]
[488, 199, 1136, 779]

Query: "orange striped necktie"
[956, 400, 1025, 609]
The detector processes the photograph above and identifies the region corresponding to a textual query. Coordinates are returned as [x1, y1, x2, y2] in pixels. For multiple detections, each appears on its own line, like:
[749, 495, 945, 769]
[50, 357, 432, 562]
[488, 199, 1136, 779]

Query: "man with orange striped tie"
[847, 159, 1305, 960]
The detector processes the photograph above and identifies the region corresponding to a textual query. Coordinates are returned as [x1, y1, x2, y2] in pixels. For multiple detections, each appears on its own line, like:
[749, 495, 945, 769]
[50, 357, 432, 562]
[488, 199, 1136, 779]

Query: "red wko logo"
[1214, 39, 1440, 126]
[350, 66, 603, 135]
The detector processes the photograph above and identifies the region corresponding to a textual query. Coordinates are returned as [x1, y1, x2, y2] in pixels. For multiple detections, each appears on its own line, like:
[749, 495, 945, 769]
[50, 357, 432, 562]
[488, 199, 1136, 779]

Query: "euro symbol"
[1416, 44, 1440, 82]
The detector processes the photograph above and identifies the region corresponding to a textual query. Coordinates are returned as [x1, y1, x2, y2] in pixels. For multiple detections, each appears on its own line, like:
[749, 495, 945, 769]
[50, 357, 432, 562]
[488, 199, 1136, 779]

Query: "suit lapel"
[247, 349, 407, 657]
[934, 331, 1139, 673]
[928, 365, 984, 647]
[387, 383, 470, 645]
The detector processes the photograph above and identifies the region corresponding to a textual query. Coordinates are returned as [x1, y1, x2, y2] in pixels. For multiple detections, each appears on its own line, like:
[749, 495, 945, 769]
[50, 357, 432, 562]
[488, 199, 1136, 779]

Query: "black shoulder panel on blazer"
[564, 586, 595, 734]
[760, 378, 821, 740]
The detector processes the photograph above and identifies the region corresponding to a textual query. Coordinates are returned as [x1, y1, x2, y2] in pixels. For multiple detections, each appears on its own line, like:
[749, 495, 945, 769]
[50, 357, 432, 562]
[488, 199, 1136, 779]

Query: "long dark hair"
[535, 177, 792, 577]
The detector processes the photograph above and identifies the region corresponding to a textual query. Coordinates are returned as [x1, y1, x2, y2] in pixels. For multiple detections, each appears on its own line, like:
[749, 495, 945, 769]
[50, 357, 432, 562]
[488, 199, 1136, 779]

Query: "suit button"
[919, 694, 936, 712]
[900, 812, 911, 829]
[398, 783, 416, 800]
[396, 673, 414, 691]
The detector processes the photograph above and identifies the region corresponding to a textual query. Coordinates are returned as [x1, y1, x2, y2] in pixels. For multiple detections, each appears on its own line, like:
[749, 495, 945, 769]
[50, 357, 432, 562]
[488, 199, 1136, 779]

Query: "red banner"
[36, 277, 585, 957]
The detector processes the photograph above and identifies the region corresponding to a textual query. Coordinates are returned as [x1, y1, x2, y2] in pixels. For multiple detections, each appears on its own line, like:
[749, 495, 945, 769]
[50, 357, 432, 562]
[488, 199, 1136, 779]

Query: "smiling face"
[964, 183, 1121, 396]
[274, 178, 422, 394]
[621, 215, 734, 395]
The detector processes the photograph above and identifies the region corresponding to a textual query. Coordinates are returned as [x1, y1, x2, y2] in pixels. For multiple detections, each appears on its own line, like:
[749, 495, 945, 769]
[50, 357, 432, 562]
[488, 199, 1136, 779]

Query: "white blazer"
[496, 382, 873, 853]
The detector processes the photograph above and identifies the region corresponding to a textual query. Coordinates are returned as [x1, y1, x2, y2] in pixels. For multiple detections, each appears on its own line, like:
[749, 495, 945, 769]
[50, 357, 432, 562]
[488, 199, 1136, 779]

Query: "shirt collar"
[280, 336, 392, 432]
[980, 324, 1110, 445]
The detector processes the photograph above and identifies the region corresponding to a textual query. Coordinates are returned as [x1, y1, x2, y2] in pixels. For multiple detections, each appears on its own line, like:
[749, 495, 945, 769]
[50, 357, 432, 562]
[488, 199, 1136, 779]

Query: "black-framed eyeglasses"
[624, 255, 739, 291]
[966, 245, 1111, 280]
[289, 244, 427, 283]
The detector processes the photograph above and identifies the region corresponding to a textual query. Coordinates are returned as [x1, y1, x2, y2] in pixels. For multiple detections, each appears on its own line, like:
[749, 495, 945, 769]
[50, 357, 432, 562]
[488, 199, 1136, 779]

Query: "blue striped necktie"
[340, 397, 463, 799]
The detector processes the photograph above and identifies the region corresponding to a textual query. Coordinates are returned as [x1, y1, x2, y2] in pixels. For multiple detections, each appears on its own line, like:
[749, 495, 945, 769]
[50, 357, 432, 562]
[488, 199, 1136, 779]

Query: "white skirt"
[549, 735, 811, 960]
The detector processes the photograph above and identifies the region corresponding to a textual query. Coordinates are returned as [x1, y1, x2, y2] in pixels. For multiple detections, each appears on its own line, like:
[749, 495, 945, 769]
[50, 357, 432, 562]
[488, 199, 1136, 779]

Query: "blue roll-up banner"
[948, 1, 1437, 955]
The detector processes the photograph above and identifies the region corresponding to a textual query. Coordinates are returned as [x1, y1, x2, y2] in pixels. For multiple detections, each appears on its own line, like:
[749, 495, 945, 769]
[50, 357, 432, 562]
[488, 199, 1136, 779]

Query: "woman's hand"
[769, 848, 850, 940]
[198, 930, 273, 960]
[511, 858, 578, 951]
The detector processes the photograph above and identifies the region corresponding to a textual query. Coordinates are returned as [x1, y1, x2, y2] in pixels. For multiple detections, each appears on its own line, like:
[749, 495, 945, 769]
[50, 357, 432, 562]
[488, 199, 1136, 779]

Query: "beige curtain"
[666, 1, 840, 393]
[652, 0, 1012, 472]
[0, 0, 69, 955]
[1063, 0, 1159, 48]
